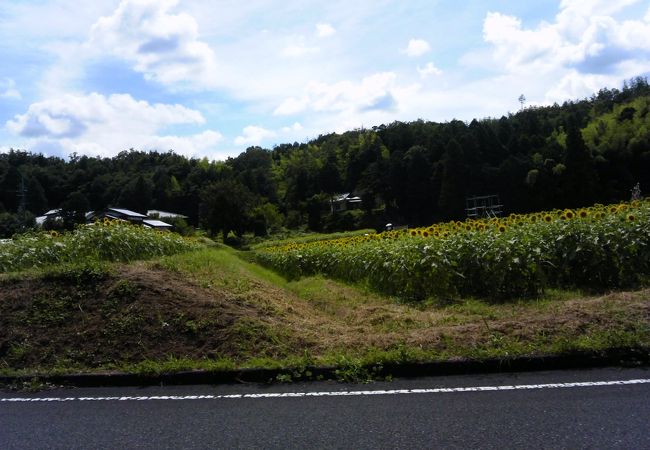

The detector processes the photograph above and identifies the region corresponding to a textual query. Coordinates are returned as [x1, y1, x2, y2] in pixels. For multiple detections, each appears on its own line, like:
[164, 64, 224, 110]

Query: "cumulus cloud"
[232, 123, 307, 148]
[88, 0, 217, 87]
[403, 39, 431, 57]
[544, 70, 619, 103]
[0, 78, 21, 100]
[316, 23, 336, 38]
[141, 130, 224, 157]
[417, 62, 442, 78]
[234, 125, 276, 146]
[481, 0, 650, 105]
[483, 1, 650, 75]
[274, 72, 399, 116]
[6, 93, 222, 157]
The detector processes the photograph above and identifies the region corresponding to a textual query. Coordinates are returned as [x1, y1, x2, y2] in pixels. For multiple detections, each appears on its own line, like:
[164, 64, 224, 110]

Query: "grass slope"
[1, 247, 649, 379]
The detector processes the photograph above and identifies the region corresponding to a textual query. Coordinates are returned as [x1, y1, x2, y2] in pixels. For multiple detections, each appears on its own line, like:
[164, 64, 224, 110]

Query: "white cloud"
[88, 0, 217, 88]
[282, 40, 320, 57]
[481, 1, 650, 106]
[483, 2, 650, 75]
[417, 62, 442, 78]
[273, 97, 309, 116]
[5, 93, 222, 158]
[142, 130, 224, 157]
[274, 72, 399, 116]
[316, 23, 336, 38]
[234, 125, 276, 146]
[544, 70, 618, 103]
[403, 38, 431, 57]
[0, 78, 21, 100]
[281, 122, 303, 133]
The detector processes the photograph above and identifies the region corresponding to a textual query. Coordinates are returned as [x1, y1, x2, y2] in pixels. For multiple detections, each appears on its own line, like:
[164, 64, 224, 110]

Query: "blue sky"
[1, 0, 650, 160]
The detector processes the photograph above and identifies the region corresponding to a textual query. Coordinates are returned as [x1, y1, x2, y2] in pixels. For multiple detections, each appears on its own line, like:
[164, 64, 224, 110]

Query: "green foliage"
[255, 200, 650, 302]
[2, 77, 650, 233]
[199, 178, 256, 241]
[583, 96, 650, 155]
[60, 191, 90, 230]
[0, 221, 202, 273]
[0, 210, 35, 238]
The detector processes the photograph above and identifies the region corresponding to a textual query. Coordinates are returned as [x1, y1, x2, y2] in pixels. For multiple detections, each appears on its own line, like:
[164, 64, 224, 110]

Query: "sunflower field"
[0, 219, 202, 273]
[254, 200, 650, 302]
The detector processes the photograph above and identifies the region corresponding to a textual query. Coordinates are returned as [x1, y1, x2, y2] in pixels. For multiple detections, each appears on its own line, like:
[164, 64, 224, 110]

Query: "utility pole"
[17, 173, 28, 213]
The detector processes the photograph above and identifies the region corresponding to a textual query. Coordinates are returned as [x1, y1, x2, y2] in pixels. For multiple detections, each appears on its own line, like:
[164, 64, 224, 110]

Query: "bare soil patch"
[0, 265, 307, 370]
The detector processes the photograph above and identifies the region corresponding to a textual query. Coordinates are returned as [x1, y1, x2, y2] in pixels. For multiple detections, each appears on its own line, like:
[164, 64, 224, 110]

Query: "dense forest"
[1, 77, 650, 239]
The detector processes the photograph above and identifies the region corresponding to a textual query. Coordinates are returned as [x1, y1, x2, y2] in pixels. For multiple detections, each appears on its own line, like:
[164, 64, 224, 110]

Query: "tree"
[199, 179, 256, 241]
[229, 147, 278, 202]
[563, 115, 598, 207]
[251, 202, 284, 236]
[0, 165, 21, 212]
[0, 211, 35, 238]
[118, 175, 154, 213]
[61, 191, 90, 230]
[438, 139, 467, 220]
[26, 176, 48, 215]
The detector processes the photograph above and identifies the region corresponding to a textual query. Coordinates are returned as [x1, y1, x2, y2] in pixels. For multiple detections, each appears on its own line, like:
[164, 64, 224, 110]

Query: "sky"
[1, 0, 650, 161]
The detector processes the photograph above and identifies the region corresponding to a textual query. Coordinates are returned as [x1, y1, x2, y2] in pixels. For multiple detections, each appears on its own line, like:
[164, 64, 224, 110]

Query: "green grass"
[250, 229, 377, 250]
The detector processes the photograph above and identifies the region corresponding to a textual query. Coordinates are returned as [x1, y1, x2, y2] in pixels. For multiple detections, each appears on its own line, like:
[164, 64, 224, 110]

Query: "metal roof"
[143, 219, 173, 228]
[146, 209, 188, 219]
[107, 207, 148, 218]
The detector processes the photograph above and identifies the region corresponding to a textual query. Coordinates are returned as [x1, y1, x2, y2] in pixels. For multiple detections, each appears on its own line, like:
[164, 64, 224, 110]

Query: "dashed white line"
[2, 378, 649, 403]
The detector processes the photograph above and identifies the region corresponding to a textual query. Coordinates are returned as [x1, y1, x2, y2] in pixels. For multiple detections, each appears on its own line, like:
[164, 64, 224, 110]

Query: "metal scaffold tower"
[465, 194, 503, 219]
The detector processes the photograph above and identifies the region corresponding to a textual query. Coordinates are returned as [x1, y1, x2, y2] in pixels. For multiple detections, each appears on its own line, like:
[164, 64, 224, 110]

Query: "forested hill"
[2, 77, 650, 238]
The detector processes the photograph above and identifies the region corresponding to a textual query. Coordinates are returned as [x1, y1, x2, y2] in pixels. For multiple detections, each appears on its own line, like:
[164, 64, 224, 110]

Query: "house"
[87, 207, 148, 224]
[35, 208, 62, 226]
[88, 207, 178, 230]
[146, 209, 188, 220]
[330, 193, 362, 213]
[142, 219, 174, 230]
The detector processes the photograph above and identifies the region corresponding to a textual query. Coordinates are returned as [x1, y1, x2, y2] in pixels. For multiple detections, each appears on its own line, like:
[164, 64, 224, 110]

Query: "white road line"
[2, 378, 649, 403]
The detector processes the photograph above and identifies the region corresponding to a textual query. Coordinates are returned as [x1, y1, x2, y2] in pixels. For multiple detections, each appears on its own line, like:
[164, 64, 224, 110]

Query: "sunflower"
[410, 230, 417, 236]
[565, 210, 575, 219]
[627, 214, 636, 222]
[498, 225, 507, 233]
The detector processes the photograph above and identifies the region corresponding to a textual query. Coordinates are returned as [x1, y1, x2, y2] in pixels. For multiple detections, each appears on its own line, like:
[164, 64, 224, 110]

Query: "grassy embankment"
[2, 241, 648, 381]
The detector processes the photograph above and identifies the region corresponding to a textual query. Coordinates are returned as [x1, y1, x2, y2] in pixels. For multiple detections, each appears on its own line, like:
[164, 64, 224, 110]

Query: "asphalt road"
[1, 367, 649, 449]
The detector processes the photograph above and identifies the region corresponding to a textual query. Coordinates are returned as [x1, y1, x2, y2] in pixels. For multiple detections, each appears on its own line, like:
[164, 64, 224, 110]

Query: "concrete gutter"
[1, 347, 648, 388]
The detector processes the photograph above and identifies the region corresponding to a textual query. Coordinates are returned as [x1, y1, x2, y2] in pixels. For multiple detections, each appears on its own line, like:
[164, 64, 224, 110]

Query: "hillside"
[2, 77, 650, 239]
